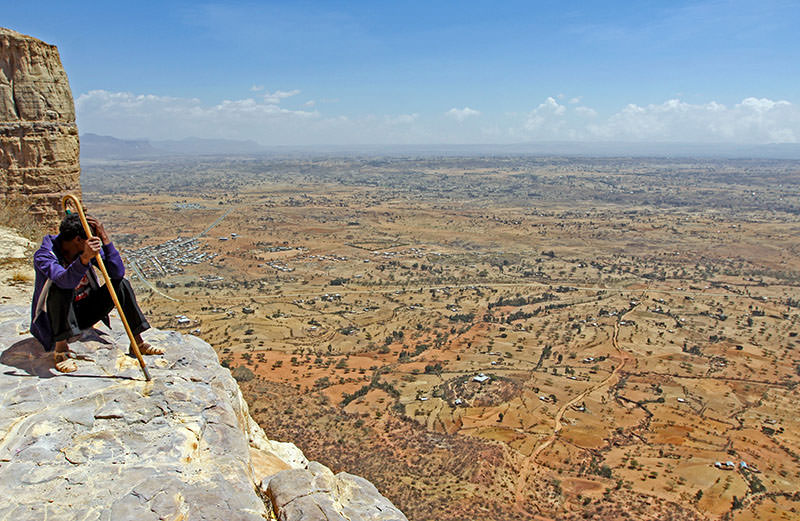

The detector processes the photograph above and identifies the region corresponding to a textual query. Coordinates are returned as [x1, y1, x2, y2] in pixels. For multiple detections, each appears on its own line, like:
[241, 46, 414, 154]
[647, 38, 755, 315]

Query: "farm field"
[84, 155, 800, 521]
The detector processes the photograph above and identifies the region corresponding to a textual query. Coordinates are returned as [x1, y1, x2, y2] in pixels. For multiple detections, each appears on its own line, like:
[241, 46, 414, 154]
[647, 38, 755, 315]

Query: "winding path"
[512, 303, 638, 509]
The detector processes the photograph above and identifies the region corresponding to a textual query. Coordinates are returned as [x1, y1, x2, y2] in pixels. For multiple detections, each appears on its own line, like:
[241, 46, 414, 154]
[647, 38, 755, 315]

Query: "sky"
[4, 0, 800, 146]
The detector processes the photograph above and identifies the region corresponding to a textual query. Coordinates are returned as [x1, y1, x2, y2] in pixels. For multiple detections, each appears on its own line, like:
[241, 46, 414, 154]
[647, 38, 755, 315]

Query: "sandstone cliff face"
[0, 28, 81, 225]
[0, 302, 407, 521]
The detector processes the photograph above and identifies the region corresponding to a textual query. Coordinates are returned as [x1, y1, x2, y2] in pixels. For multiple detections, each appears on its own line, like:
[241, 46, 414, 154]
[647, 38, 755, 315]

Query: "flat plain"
[83, 155, 800, 521]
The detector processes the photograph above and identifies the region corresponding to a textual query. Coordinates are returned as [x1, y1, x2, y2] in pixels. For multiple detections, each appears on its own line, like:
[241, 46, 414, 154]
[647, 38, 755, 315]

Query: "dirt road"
[512, 303, 637, 509]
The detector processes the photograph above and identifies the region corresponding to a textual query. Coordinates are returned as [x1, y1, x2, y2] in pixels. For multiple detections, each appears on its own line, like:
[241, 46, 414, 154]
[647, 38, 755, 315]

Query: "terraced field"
[85, 155, 800, 520]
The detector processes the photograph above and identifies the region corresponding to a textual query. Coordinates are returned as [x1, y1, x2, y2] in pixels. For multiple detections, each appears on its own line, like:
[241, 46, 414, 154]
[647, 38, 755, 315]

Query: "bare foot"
[54, 351, 77, 373]
[130, 342, 164, 356]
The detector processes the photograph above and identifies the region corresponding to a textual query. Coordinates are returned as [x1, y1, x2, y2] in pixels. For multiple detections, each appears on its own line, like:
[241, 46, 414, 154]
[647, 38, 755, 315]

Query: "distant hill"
[80, 134, 267, 160]
[154, 137, 266, 155]
[80, 133, 167, 159]
[80, 134, 800, 161]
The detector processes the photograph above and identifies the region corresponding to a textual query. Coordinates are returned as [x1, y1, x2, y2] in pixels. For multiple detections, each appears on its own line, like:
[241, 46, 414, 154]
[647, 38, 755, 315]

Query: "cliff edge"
[0, 229, 406, 521]
[0, 300, 407, 521]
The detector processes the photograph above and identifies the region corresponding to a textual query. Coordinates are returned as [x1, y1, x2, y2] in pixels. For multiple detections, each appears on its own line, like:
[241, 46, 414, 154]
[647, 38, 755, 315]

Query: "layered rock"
[267, 463, 407, 521]
[0, 303, 406, 521]
[0, 28, 80, 225]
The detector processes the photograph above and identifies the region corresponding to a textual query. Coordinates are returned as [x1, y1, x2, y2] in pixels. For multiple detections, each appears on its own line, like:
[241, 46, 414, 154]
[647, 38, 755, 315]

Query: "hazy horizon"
[6, 1, 800, 147]
[78, 132, 800, 161]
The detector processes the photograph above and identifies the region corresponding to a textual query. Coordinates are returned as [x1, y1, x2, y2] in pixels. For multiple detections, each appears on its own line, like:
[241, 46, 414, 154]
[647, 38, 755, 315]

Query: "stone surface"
[0, 304, 274, 520]
[0, 224, 34, 258]
[0, 298, 407, 521]
[0, 225, 35, 306]
[266, 462, 408, 521]
[0, 27, 81, 225]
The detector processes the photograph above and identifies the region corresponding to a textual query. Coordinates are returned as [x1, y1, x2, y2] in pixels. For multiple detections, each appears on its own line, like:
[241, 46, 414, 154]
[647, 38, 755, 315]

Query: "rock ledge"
[0, 303, 406, 521]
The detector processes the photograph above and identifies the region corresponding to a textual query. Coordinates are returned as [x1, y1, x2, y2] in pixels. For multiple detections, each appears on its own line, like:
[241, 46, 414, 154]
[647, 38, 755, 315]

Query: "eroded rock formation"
[0, 28, 80, 225]
[0, 304, 406, 521]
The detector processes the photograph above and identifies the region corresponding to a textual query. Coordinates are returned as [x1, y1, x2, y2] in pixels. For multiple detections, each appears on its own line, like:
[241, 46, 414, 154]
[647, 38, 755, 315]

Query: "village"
[124, 236, 218, 279]
[83, 155, 800, 521]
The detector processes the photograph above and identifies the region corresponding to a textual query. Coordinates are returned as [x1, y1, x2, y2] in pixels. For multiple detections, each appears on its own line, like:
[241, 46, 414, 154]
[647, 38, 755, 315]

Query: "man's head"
[58, 213, 94, 259]
[59, 213, 88, 241]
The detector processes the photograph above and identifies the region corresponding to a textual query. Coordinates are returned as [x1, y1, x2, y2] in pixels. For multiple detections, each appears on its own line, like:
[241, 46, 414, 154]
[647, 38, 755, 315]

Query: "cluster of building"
[713, 461, 758, 472]
[306, 254, 349, 262]
[290, 293, 344, 306]
[262, 261, 294, 272]
[371, 247, 427, 258]
[269, 252, 348, 272]
[261, 244, 302, 253]
[126, 238, 217, 279]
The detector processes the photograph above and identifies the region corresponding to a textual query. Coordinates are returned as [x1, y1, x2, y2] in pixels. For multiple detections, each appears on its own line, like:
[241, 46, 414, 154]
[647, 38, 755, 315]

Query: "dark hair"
[59, 213, 88, 241]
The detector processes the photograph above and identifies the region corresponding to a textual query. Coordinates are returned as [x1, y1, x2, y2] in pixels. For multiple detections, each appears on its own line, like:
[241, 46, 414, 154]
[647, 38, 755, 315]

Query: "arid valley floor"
[82, 155, 800, 521]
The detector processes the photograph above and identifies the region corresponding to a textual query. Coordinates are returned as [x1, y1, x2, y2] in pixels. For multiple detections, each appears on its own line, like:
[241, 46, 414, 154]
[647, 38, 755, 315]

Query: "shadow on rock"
[0, 337, 57, 378]
[77, 327, 114, 345]
[0, 332, 134, 380]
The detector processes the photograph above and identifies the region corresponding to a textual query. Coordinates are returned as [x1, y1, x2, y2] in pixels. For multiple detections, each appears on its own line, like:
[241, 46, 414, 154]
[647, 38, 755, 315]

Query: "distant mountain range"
[80, 134, 267, 159]
[80, 134, 167, 159]
[79, 133, 800, 160]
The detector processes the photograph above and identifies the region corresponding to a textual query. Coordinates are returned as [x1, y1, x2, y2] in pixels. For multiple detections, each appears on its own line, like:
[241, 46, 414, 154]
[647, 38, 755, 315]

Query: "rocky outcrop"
[267, 463, 407, 521]
[0, 28, 81, 225]
[0, 302, 406, 521]
[0, 225, 35, 304]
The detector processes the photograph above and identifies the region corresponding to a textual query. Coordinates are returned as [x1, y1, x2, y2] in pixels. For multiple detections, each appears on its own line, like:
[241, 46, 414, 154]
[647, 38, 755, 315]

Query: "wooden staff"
[62, 194, 151, 381]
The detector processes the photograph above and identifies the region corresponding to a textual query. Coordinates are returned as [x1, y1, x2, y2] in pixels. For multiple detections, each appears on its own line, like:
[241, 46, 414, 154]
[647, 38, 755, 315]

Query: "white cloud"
[75, 90, 434, 145]
[385, 113, 419, 125]
[591, 97, 798, 143]
[76, 90, 319, 142]
[250, 84, 264, 92]
[523, 97, 568, 134]
[262, 89, 300, 104]
[569, 96, 582, 104]
[516, 96, 800, 144]
[304, 100, 316, 107]
[543, 97, 566, 115]
[574, 106, 598, 117]
[446, 107, 480, 122]
[75, 90, 800, 146]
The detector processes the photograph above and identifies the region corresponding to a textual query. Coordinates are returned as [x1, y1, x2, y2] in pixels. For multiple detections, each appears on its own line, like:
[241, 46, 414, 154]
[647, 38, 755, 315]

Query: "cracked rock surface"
[0, 304, 277, 520]
[265, 462, 408, 521]
[0, 302, 407, 521]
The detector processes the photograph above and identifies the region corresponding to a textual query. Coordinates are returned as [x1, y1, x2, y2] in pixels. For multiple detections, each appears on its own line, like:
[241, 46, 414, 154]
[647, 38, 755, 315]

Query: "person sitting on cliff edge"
[30, 213, 162, 373]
